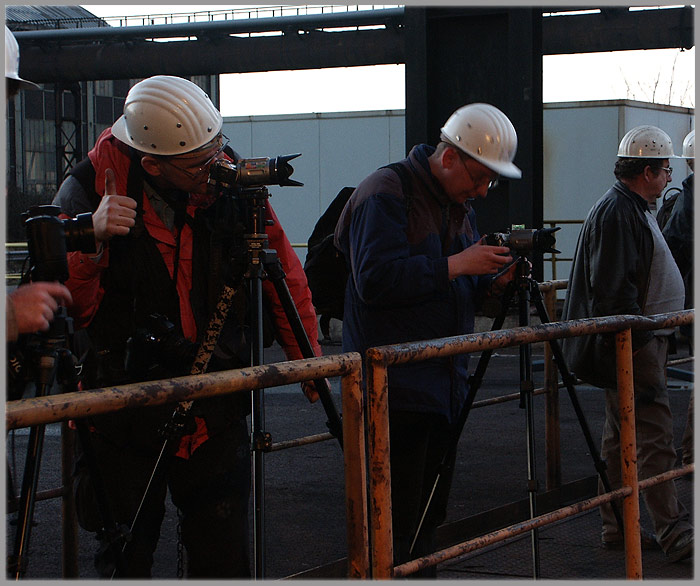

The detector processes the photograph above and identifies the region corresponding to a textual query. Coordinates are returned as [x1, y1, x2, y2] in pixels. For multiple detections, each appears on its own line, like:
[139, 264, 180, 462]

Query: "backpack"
[303, 163, 413, 325]
[656, 186, 681, 231]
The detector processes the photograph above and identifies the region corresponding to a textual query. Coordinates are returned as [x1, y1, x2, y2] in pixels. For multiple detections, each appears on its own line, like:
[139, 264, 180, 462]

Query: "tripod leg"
[250, 275, 266, 580]
[528, 282, 624, 532]
[72, 421, 130, 577]
[265, 256, 343, 446]
[8, 413, 48, 578]
[517, 277, 540, 579]
[408, 284, 517, 558]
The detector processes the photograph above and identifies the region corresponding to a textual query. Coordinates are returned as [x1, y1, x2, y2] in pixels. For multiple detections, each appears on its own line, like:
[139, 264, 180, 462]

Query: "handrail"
[365, 309, 694, 579]
[6, 305, 694, 578]
[6, 354, 355, 429]
[6, 351, 370, 579]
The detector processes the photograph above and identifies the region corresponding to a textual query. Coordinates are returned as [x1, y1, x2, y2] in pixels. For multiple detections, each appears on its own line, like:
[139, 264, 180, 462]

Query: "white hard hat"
[617, 125, 677, 159]
[111, 75, 223, 156]
[440, 103, 522, 179]
[682, 129, 694, 159]
[5, 26, 39, 90]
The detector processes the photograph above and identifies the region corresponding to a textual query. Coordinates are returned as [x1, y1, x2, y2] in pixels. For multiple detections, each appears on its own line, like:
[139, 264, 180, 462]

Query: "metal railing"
[5, 290, 694, 578]
[6, 352, 369, 579]
[364, 308, 694, 579]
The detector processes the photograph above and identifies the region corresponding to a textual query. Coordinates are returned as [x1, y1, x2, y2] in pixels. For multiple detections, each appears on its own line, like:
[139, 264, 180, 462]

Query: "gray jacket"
[561, 180, 654, 388]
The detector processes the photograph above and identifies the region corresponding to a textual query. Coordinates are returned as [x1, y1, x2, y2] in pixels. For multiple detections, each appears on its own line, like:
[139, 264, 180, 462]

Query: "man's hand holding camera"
[92, 168, 137, 242]
[447, 239, 512, 280]
[7, 282, 72, 340]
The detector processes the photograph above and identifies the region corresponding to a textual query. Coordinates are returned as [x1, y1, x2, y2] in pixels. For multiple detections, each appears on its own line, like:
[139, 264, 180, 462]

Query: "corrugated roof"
[5, 5, 107, 29]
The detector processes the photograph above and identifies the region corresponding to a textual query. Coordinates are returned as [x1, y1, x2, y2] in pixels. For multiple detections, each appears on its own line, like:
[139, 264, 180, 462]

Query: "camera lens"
[63, 213, 96, 254]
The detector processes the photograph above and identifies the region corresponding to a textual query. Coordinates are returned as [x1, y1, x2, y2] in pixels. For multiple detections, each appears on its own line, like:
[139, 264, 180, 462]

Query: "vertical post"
[542, 284, 561, 490]
[61, 423, 79, 577]
[615, 328, 643, 579]
[366, 350, 393, 579]
[341, 361, 370, 578]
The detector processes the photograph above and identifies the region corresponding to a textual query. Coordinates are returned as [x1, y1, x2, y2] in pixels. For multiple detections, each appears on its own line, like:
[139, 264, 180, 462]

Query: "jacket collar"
[408, 143, 468, 211]
[613, 179, 651, 213]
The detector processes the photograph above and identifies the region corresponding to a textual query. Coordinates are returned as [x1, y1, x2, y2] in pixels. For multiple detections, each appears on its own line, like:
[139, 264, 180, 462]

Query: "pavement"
[5, 314, 695, 580]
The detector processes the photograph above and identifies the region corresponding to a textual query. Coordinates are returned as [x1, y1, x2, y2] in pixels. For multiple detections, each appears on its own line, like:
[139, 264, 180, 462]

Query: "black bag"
[656, 186, 681, 231]
[303, 163, 414, 326]
[303, 187, 355, 321]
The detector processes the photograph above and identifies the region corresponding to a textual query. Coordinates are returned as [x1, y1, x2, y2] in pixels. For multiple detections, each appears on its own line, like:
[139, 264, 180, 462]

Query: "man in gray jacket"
[561, 125, 693, 562]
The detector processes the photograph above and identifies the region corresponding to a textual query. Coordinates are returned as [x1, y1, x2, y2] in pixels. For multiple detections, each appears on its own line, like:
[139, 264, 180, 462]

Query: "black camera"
[484, 226, 560, 255]
[124, 314, 198, 378]
[207, 155, 303, 191]
[22, 205, 95, 283]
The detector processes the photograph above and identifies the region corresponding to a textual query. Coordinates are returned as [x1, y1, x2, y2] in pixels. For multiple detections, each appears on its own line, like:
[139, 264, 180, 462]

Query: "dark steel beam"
[12, 7, 405, 42]
[12, 6, 693, 83]
[543, 5, 694, 54]
[17, 29, 404, 82]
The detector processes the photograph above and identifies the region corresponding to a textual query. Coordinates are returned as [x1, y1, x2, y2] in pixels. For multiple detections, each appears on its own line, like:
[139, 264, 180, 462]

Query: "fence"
[5, 300, 694, 579]
[365, 309, 694, 579]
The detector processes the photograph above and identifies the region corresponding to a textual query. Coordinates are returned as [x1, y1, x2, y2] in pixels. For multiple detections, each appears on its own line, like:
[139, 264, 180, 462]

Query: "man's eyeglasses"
[658, 166, 673, 176]
[459, 152, 499, 191]
[162, 134, 229, 180]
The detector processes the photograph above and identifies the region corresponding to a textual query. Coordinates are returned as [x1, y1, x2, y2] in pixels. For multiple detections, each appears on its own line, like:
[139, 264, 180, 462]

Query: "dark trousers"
[389, 410, 455, 578]
[73, 417, 251, 578]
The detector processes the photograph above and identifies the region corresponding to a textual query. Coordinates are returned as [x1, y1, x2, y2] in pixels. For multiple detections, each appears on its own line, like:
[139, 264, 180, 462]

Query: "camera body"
[22, 205, 95, 283]
[207, 154, 303, 192]
[484, 226, 560, 255]
[125, 313, 198, 379]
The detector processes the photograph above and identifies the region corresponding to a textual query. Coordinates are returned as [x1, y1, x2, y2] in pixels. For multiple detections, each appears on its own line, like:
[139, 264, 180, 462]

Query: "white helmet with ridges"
[111, 75, 223, 156]
[617, 125, 677, 159]
[5, 26, 39, 90]
[440, 103, 522, 179]
[682, 129, 694, 159]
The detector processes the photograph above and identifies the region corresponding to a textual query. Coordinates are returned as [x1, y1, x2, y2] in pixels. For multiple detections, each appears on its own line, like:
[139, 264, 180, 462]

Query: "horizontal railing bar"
[6, 353, 361, 430]
[367, 312, 694, 366]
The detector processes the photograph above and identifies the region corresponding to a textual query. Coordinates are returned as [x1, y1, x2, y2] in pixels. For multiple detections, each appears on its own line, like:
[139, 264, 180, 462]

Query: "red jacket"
[66, 129, 321, 360]
[63, 129, 322, 457]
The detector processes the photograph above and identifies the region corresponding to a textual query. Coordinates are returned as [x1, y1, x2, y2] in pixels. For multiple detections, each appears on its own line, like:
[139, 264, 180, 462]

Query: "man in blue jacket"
[335, 103, 521, 576]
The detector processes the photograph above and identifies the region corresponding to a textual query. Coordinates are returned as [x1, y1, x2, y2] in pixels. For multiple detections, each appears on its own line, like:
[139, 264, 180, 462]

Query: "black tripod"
[122, 183, 343, 580]
[410, 255, 622, 578]
[6, 308, 128, 579]
[240, 184, 343, 578]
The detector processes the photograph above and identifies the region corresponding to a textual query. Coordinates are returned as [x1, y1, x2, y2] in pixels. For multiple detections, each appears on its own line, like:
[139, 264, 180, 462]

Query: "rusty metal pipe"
[366, 356, 393, 579]
[367, 310, 692, 579]
[341, 363, 370, 579]
[394, 484, 633, 577]
[615, 328, 643, 579]
[638, 464, 694, 488]
[7, 353, 360, 430]
[270, 432, 335, 451]
[542, 283, 561, 490]
[366, 312, 693, 366]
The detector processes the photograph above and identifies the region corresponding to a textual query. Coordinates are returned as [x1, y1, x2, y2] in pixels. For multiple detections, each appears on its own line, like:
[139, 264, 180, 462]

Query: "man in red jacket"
[53, 75, 322, 578]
